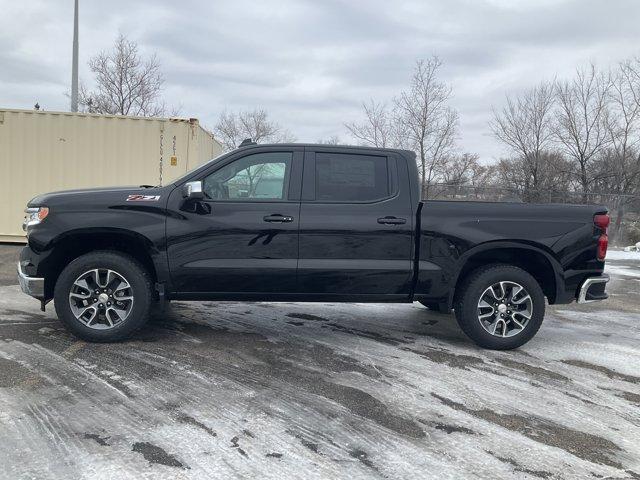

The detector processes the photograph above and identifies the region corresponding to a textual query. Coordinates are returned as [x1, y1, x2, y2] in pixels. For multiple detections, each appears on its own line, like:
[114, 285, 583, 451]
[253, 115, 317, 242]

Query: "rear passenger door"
[297, 148, 415, 298]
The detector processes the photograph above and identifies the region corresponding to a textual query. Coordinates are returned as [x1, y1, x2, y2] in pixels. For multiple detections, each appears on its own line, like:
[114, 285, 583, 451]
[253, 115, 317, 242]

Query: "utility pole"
[70, 0, 79, 112]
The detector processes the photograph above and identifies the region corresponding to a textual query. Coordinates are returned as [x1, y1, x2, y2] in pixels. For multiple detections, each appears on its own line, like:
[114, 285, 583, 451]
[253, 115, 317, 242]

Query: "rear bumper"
[17, 261, 45, 300]
[577, 274, 609, 304]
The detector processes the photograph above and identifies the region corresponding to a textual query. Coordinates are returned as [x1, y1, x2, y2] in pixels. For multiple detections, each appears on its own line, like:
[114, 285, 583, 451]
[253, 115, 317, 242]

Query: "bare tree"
[345, 100, 395, 147]
[431, 153, 480, 198]
[316, 135, 342, 145]
[553, 64, 612, 199]
[440, 153, 480, 186]
[608, 61, 640, 157]
[619, 56, 640, 108]
[494, 152, 574, 202]
[79, 34, 169, 117]
[593, 60, 640, 239]
[214, 108, 295, 151]
[468, 160, 495, 190]
[490, 81, 557, 201]
[393, 58, 459, 199]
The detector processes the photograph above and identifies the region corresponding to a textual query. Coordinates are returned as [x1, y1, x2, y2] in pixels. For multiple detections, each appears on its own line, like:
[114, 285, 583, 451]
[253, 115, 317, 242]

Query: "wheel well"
[42, 232, 158, 299]
[453, 248, 557, 304]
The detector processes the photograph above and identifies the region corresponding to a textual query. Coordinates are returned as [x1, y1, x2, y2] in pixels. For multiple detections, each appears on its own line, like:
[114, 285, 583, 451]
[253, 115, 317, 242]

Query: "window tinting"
[315, 153, 389, 202]
[203, 152, 292, 200]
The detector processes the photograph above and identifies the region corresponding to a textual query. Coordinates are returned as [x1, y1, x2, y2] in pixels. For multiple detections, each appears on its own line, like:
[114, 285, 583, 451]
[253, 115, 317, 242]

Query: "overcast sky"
[2, 0, 640, 162]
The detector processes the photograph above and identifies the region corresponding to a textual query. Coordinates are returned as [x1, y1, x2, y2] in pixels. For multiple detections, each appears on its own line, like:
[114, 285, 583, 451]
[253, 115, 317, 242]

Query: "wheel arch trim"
[447, 240, 563, 308]
[41, 227, 170, 297]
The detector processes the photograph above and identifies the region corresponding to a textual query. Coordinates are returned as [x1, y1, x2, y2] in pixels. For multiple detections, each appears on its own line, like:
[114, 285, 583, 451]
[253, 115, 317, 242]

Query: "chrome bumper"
[577, 274, 609, 304]
[17, 262, 45, 299]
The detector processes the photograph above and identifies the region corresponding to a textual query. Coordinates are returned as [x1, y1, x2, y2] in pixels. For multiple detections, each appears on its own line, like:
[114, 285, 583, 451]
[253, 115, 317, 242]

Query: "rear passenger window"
[315, 153, 390, 202]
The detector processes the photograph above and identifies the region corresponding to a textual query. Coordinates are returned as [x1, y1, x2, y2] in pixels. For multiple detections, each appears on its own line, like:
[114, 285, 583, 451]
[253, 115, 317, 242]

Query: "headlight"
[23, 206, 49, 231]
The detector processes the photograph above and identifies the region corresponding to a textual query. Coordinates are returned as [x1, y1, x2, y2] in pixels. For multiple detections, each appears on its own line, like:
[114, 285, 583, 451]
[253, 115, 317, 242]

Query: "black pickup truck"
[18, 143, 610, 349]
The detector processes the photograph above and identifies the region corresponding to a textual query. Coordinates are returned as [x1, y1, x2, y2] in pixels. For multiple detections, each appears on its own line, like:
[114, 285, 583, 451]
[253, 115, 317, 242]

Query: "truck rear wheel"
[454, 265, 545, 350]
[53, 251, 153, 342]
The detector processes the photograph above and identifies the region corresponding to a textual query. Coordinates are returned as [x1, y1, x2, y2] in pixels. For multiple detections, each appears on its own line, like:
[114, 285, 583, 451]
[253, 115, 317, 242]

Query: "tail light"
[594, 214, 609, 261]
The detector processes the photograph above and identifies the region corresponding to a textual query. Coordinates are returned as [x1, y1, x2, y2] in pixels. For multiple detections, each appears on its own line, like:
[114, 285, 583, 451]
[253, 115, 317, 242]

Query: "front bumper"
[17, 261, 45, 300]
[577, 274, 609, 303]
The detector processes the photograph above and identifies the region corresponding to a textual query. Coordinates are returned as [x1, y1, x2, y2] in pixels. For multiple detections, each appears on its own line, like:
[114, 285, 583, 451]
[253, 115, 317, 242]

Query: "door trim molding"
[298, 259, 412, 270]
[183, 258, 298, 269]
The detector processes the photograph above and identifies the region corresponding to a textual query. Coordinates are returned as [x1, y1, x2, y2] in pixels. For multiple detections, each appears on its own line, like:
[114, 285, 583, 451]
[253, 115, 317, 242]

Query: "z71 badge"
[126, 195, 161, 202]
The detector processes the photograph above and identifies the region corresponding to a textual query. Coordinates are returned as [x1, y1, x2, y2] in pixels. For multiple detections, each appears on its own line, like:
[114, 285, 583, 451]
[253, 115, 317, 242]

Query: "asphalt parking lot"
[1, 244, 639, 479]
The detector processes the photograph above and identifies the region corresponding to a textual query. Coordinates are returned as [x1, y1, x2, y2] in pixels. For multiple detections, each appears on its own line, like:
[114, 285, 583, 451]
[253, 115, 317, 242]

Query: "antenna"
[70, 0, 79, 112]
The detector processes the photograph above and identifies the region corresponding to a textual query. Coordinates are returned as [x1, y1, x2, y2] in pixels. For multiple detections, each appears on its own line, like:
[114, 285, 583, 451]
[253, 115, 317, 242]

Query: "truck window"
[315, 153, 389, 202]
[203, 152, 292, 200]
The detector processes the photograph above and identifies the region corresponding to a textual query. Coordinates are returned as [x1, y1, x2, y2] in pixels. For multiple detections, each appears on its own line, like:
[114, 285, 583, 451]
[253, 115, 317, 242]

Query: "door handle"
[377, 216, 407, 225]
[263, 214, 294, 223]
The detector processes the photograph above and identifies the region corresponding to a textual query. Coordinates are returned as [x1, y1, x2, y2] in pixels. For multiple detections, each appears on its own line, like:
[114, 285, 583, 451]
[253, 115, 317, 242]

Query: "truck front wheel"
[53, 251, 153, 342]
[453, 265, 545, 350]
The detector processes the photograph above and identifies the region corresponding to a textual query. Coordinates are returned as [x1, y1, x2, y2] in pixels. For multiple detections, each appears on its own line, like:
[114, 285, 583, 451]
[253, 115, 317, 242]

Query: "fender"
[446, 240, 564, 308]
[41, 226, 172, 290]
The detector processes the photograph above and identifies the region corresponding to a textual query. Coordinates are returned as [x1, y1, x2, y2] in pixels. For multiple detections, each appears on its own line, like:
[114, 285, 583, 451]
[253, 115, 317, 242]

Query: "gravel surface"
[0, 245, 639, 479]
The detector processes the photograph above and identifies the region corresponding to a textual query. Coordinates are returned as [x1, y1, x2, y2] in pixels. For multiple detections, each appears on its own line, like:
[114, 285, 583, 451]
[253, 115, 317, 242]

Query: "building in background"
[0, 108, 223, 242]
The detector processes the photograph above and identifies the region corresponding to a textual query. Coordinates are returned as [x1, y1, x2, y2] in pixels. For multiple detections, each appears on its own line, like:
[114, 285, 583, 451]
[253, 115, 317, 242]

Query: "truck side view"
[18, 143, 610, 349]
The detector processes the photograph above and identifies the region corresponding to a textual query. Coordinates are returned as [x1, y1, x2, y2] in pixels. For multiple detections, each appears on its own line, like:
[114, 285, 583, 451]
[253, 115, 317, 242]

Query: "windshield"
[171, 150, 232, 185]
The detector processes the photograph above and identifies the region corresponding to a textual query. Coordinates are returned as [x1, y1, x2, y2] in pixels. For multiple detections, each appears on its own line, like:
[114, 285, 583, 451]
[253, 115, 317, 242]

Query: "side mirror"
[182, 180, 204, 200]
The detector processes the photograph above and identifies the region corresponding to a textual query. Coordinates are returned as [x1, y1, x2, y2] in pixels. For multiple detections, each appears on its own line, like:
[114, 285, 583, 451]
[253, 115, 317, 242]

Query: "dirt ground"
[1, 244, 639, 479]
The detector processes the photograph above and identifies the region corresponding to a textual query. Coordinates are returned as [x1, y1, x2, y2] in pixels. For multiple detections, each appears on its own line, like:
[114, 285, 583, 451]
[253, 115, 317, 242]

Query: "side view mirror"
[182, 180, 204, 200]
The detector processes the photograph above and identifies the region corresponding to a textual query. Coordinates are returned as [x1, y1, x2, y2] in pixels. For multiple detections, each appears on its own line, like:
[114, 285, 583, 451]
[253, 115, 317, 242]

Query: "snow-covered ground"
[607, 249, 640, 261]
[606, 250, 640, 278]
[606, 264, 640, 278]
[0, 254, 639, 479]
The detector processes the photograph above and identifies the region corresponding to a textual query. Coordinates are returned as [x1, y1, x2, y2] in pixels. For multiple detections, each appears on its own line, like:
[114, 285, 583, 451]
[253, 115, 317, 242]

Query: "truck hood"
[28, 186, 168, 208]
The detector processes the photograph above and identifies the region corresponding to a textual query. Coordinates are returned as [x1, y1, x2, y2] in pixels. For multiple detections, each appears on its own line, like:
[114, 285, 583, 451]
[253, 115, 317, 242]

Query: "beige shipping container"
[0, 108, 223, 242]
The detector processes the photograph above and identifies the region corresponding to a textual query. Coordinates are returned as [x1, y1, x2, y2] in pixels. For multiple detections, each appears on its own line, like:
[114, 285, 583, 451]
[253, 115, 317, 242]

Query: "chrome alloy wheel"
[477, 281, 533, 338]
[68, 269, 134, 329]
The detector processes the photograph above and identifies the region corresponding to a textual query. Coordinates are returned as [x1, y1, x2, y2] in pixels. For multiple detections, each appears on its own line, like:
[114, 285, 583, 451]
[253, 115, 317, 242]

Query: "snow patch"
[605, 264, 640, 278]
[606, 250, 640, 261]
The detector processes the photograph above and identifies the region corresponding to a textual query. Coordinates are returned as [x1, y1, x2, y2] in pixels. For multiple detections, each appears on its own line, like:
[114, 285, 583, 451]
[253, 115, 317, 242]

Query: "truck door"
[297, 148, 414, 298]
[165, 147, 303, 295]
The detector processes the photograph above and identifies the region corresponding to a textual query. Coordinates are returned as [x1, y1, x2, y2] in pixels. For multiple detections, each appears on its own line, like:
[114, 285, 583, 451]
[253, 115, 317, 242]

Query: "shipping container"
[0, 108, 223, 242]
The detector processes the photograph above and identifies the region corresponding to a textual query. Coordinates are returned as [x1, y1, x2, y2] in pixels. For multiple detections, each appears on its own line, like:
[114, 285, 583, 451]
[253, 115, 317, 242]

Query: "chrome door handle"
[263, 214, 294, 223]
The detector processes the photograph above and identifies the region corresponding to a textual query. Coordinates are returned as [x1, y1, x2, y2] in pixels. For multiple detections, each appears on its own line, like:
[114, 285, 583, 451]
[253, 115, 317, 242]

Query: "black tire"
[453, 265, 545, 350]
[54, 251, 153, 342]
